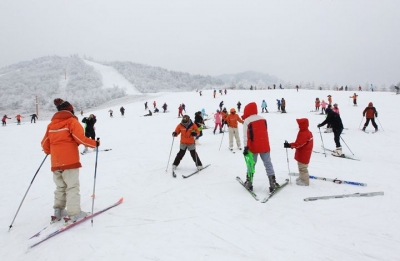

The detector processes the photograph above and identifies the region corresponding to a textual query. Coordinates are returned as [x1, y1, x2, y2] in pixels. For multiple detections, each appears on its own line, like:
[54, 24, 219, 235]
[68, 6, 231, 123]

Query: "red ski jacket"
[289, 118, 313, 164]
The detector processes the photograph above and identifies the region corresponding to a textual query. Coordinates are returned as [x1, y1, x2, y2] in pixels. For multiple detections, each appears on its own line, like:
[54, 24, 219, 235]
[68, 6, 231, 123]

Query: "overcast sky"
[1, 0, 399, 86]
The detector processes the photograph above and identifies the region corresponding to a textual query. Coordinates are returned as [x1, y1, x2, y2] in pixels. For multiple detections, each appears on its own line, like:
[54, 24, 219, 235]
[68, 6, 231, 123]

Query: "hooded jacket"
[174, 119, 199, 145]
[242, 102, 270, 153]
[290, 118, 313, 164]
[363, 104, 377, 119]
[41, 110, 97, 171]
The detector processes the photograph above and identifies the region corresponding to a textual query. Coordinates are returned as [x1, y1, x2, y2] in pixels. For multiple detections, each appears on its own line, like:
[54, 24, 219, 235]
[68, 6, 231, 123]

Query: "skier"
[213, 110, 223, 134]
[120, 106, 125, 116]
[199, 90, 202, 96]
[221, 107, 228, 129]
[320, 100, 327, 114]
[172, 115, 203, 171]
[237, 101, 242, 113]
[317, 106, 344, 157]
[30, 113, 38, 123]
[281, 98, 286, 113]
[178, 104, 184, 118]
[225, 108, 244, 150]
[327, 95, 332, 105]
[261, 100, 268, 113]
[154, 107, 160, 113]
[162, 103, 168, 113]
[153, 101, 157, 108]
[194, 111, 204, 144]
[15, 114, 23, 124]
[144, 102, 148, 110]
[2, 115, 11, 126]
[213, 89, 216, 98]
[276, 99, 281, 111]
[219, 101, 224, 111]
[41, 98, 98, 223]
[182, 103, 186, 113]
[315, 98, 320, 111]
[395, 86, 399, 95]
[284, 118, 313, 186]
[350, 93, 358, 106]
[241, 102, 279, 192]
[81, 114, 97, 154]
[108, 109, 113, 117]
[201, 108, 208, 119]
[362, 102, 378, 132]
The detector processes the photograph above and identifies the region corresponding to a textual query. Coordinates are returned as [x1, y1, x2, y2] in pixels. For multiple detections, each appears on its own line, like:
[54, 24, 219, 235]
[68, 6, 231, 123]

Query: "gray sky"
[1, 0, 399, 86]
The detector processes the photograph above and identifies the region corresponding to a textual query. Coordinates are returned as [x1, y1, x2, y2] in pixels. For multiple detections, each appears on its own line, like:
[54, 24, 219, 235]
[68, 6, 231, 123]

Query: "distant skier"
[30, 113, 38, 123]
[15, 114, 23, 124]
[237, 101, 242, 113]
[362, 102, 378, 132]
[144, 102, 148, 110]
[154, 107, 160, 113]
[276, 99, 281, 111]
[2, 115, 11, 126]
[108, 109, 113, 117]
[201, 108, 208, 119]
[153, 101, 157, 108]
[194, 111, 205, 144]
[219, 101, 224, 111]
[350, 93, 358, 106]
[120, 106, 125, 116]
[178, 104, 184, 118]
[181, 103, 186, 113]
[261, 100, 268, 113]
[81, 114, 97, 154]
[162, 103, 168, 113]
[144, 110, 152, 117]
[315, 98, 320, 111]
[320, 100, 327, 114]
[213, 110, 223, 134]
[225, 108, 244, 150]
[281, 98, 286, 113]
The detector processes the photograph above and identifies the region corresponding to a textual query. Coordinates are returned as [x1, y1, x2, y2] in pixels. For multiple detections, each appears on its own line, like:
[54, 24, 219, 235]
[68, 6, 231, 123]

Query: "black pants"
[85, 129, 96, 140]
[173, 148, 202, 167]
[333, 128, 343, 148]
[364, 118, 377, 129]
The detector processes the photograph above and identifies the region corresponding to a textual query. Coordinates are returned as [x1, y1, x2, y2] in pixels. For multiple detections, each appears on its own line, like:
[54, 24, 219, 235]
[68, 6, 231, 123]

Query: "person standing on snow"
[284, 118, 313, 186]
[81, 114, 97, 154]
[362, 102, 378, 132]
[162, 103, 168, 113]
[178, 104, 184, 118]
[120, 106, 125, 116]
[15, 114, 23, 124]
[320, 100, 327, 114]
[241, 102, 279, 192]
[281, 98, 287, 113]
[219, 101, 224, 111]
[317, 106, 344, 157]
[108, 109, 113, 117]
[225, 108, 244, 151]
[237, 101, 242, 113]
[350, 93, 358, 106]
[144, 102, 148, 110]
[30, 113, 38, 123]
[172, 115, 203, 171]
[261, 100, 268, 113]
[276, 99, 281, 112]
[194, 111, 205, 144]
[2, 115, 11, 126]
[213, 110, 223, 134]
[315, 98, 320, 112]
[41, 98, 99, 224]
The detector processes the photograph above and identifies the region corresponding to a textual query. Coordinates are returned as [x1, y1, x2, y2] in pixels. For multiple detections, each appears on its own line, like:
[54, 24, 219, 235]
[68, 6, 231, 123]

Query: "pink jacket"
[214, 112, 222, 124]
[321, 101, 327, 108]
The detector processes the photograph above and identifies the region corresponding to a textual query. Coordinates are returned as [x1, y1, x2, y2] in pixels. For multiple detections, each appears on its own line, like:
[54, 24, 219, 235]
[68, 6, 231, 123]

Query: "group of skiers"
[2, 114, 38, 126]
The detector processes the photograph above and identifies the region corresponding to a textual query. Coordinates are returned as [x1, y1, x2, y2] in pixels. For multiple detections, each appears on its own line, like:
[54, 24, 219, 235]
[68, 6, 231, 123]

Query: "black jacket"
[319, 109, 343, 130]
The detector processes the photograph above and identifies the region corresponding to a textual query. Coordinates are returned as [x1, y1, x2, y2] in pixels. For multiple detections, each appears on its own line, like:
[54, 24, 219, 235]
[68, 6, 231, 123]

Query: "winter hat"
[54, 98, 74, 114]
[230, 108, 236, 113]
[181, 115, 190, 126]
[333, 103, 338, 107]
[216, 109, 220, 113]
[368, 102, 373, 106]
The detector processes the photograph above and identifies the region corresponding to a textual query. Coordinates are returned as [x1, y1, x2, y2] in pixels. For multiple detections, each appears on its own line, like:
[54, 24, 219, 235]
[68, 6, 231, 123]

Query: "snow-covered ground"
[1, 89, 399, 261]
[83, 59, 141, 95]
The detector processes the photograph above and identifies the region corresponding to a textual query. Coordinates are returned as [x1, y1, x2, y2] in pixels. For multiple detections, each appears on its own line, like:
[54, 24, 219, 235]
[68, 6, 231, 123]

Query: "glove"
[243, 147, 249, 156]
[172, 132, 177, 137]
[284, 141, 291, 148]
[375, 113, 378, 118]
[96, 140, 100, 147]
[191, 132, 197, 137]
[317, 124, 322, 128]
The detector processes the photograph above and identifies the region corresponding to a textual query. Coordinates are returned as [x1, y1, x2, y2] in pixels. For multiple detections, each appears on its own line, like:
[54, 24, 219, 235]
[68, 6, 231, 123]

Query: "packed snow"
[1, 88, 399, 261]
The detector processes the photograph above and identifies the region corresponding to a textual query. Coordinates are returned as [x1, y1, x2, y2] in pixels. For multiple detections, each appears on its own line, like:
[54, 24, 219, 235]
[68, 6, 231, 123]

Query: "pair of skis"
[314, 146, 360, 161]
[236, 177, 289, 203]
[29, 197, 123, 248]
[172, 164, 211, 178]
[81, 148, 112, 155]
[288, 173, 367, 186]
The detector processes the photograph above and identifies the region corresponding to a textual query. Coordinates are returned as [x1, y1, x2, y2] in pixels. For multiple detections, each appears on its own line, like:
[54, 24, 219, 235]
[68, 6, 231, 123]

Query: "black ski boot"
[244, 176, 253, 191]
[268, 175, 280, 193]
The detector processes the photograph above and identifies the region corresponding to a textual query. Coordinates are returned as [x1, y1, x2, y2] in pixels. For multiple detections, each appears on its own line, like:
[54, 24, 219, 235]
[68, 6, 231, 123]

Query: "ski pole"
[218, 125, 226, 150]
[340, 136, 354, 155]
[376, 117, 384, 131]
[285, 141, 291, 184]
[8, 154, 48, 231]
[318, 128, 326, 157]
[165, 137, 175, 172]
[91, 138, 100, 226]
[358, 116, 365, 130]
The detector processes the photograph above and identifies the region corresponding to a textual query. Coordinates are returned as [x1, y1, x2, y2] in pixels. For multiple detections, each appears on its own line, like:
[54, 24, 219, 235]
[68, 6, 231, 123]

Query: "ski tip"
[118, 197, 124, 203]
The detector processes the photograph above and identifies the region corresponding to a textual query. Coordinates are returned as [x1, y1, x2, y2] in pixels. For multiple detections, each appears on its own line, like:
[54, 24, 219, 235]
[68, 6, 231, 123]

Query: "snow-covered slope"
[84, 59, 141, 95]
[1, 89, 399, 261]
